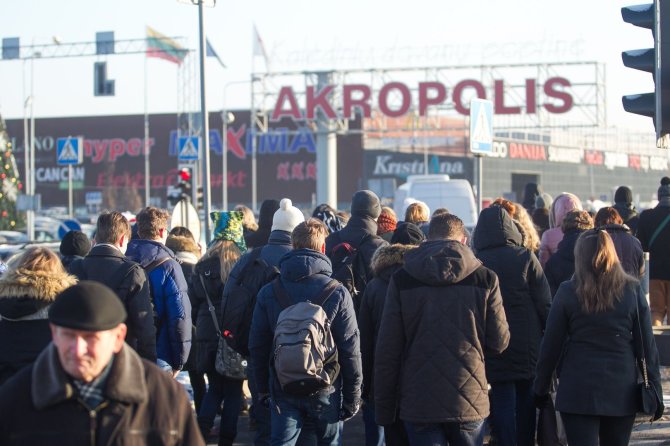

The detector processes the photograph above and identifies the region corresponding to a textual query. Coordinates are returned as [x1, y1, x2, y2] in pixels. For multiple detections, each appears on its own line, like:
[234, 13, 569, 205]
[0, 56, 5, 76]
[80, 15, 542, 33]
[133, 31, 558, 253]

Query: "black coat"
[600, 224, 644, 278]
[534, 280, 662, 416]
[637, 204, 670, 281]
[190, 255, 224, 374]
[473, 206, 551, 383]
[70, 244, 157, 361]
[613, 203, 640, 234]
[544, 229, 584, 297]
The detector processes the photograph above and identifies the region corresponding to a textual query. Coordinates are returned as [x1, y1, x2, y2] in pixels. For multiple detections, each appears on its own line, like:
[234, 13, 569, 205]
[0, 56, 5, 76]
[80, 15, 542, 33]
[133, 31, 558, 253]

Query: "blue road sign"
[178, 136, 200, 161]
[57, 137, 84, 165]
[469, 99, 494, 155]
[58, 219, 82, 239]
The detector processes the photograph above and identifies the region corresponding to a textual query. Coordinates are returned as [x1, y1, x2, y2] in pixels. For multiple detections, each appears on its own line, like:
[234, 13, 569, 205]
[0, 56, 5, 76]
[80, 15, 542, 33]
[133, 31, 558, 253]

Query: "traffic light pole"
[197, 1, 212, 244]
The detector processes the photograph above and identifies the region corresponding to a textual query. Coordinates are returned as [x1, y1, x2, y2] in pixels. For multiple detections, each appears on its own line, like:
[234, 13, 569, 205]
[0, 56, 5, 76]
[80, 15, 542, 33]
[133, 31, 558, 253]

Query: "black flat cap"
[50, 281, 127, 331]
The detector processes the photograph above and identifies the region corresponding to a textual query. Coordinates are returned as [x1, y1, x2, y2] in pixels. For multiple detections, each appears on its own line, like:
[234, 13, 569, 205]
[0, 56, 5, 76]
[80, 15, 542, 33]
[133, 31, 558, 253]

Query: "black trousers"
[560, 412, 636, 446]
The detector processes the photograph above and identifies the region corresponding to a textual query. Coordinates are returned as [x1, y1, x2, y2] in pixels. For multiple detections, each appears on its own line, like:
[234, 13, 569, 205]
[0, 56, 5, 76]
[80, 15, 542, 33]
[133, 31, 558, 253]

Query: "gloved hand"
[258, 393, 271, 409]
[534, 393, 551, 409]
[339, 400, 361, 422]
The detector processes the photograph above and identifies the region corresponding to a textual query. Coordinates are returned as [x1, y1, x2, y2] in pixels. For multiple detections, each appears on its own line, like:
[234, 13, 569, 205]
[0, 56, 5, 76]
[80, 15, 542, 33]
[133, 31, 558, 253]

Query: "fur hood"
[165, 235, 201, 259]
[371, 244, 414, 277]
[0, 267, 77, 302]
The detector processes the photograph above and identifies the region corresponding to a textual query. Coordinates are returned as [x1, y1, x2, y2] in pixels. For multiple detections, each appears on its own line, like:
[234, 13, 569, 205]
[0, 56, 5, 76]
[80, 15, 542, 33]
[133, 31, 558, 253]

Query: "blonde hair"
[405, 202, 430, 224]
[203, 240, 242, 283]
[234, 205, 258, 232]
[574, 230, 635, 313]
[8, 246, 65, 275]
[493, 198, 540, 252]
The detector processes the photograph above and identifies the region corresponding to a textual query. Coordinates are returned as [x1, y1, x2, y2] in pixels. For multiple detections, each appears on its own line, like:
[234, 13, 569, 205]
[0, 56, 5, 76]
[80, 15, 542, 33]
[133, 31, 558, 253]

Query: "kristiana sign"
[270, 77, 573, 121]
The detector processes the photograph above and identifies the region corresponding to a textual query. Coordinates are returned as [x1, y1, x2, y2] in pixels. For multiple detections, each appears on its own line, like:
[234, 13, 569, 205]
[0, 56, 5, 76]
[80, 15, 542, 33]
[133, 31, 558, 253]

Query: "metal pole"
[250, 80, 257, 213]
[144, 54, 150, 207]
[476, 155, 483, 216]
[29, 55, 36, 241]
[222, 111, 228, 210]
[22, 96, 32, 240]
[68, 164, 73, 218]
[198, 0, 212, 243]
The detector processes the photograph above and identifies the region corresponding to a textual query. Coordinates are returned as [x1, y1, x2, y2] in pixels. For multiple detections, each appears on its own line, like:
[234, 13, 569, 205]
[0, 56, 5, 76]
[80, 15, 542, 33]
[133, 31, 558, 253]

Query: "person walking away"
[534, 230, 664, 446]
[246, 199, 281, 249]
[249, 218, 362, 446]
[59, 230, 91, 273]
[0, 247, 77, 385]
[594, 207, 644, 278]
[125, 206, 192, 376]
[636, 177, 670, 326]
[374, 213, 510, 446]
[0, 281, 204, 445]
[473, 205, 551, 446]
[376, 206, 397, 242]
[613, 186, 640, 234]
[539, 192, 582, 267]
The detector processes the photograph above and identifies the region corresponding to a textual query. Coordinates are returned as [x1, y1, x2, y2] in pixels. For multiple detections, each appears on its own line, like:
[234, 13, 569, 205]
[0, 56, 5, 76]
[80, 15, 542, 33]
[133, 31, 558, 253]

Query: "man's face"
[50, 324, 127, 383]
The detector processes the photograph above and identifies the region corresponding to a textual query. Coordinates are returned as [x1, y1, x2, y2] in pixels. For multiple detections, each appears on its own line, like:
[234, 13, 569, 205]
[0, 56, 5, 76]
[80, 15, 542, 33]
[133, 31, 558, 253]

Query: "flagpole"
[144, 48, 150, 207]
[251, 27, 257, 213]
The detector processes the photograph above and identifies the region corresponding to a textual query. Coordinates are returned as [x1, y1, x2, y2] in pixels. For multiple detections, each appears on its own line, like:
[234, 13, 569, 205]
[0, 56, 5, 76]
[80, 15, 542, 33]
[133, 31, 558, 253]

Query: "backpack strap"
[199, 273, 222, 338]
[272, 278, 340, 309]
[311, 280, 340, 307]
[649, 213, 670, 248]
[144, 256, 171, 275]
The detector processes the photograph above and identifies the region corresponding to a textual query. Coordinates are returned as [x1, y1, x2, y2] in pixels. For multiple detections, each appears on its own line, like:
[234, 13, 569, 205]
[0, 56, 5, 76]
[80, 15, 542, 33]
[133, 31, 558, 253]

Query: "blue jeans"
[197, 372, 243, 445]
[247, 363, 271, 446]
[405, 419, 485, 446]
[489, 380, 536, 446]
[362, 402, 384, 446]
[270, 391, 340, 446]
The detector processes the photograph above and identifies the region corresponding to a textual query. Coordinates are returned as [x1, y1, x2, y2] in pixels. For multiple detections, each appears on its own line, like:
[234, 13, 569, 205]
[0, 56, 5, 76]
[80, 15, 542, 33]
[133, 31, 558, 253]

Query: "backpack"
[329, 232, 372, 306]
[272, 278, 341, 396]
[221, 248, 280, 357]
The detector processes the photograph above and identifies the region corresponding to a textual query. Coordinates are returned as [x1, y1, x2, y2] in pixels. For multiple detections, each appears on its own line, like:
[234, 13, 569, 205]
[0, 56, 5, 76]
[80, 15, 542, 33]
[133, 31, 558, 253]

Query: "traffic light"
[196, 186, 204, 210]
[177, 168, 192, 200]
[621, 0, 670, 147]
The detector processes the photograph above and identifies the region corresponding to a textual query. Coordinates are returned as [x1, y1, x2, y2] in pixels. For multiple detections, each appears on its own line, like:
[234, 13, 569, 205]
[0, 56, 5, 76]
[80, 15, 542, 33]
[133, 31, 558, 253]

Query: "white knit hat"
[272, 198, 305, 232]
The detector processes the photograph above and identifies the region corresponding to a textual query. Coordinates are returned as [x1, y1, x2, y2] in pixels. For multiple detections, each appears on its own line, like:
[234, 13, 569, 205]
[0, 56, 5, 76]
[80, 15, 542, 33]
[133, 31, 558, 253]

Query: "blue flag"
[206, 38, 226, 68]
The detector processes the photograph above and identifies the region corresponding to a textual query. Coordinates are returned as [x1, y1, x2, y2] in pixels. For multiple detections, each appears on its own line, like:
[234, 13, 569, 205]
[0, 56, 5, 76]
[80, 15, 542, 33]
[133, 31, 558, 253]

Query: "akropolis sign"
[270, 77, 573, 121]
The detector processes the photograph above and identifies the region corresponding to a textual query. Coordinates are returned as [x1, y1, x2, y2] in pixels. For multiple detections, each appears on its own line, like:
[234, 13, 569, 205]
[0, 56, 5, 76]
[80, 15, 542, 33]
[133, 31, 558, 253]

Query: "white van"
[393, 175, 478, 229]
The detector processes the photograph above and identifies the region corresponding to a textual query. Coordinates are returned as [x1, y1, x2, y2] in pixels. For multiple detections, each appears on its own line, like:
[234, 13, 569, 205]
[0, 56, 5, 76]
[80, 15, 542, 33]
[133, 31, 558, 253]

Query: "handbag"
[199, 275, 248, 381]
[634, 299, 663, 421]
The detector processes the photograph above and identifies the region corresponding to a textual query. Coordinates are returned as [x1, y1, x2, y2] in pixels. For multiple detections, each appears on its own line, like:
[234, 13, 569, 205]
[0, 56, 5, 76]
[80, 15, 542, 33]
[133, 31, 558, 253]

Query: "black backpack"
[221, 248, 280, 357]
[329, 232, 372, 308]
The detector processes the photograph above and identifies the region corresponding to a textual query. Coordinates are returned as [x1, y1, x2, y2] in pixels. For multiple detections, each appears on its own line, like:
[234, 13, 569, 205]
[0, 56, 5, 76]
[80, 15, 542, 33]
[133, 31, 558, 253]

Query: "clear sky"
[0, 0, 657, 133]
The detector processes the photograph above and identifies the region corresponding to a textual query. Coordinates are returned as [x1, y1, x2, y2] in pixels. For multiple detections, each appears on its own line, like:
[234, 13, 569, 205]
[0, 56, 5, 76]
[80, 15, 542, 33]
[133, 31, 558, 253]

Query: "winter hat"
[50, 281, 127, 331]
[257, 199, 281, 229]
[60, 230, 92, 257]
[209, 211, 247, 252]
[351, 190, 382, 219]
[377, 209, 397, 235]
[658, 177, 670, 200]
[391, 222, 426, 245]
[615, 186, 633, 204]
[272, 198, 305, 232]
[312, 204, 342, 234]
[535, 193, 554, 211]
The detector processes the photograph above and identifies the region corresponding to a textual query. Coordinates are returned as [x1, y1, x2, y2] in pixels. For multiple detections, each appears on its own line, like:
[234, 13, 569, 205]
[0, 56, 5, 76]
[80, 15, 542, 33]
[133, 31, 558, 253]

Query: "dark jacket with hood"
[599, 223, 644, 278]
[473, 206, 551, 383]
[249, 248, 362, 409]
[374, 240, 510, 425]
[245, 199, 280, 249]
[0, 343, 204, 446]
[358, 244, 414, 402]
[637, 202, 670, 281]
[126, 239, 192, 370]
[0, 266, 77, 386]
[613, 203, 639, 234]
[69, 244, 157, 362]
[544, 229, 585, 297]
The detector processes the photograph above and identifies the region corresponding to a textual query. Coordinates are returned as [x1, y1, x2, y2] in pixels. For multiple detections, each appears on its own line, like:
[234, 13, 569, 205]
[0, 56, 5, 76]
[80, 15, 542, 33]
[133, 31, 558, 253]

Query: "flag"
[253, 24, 269, 68]
[206, 38, 226, 68]
[146, 26, 187, 65]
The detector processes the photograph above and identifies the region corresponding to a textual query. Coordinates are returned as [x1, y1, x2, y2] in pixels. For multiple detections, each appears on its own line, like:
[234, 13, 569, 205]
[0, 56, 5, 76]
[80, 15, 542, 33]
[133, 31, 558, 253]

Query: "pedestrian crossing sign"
[469, 99, 494, 155]
[56, 137, 84, 165]
[178, 136, 200, 161]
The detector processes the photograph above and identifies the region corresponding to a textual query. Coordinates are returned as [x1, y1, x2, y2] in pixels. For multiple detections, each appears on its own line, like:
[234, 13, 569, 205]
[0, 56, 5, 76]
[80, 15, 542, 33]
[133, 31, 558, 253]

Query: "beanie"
[272, 198, 305, 232]
[535, 193, 554, 211]
[257, 199, 281, 229]
[50, 281, 127, 331]
[376, 210, 397, 235]
[614, 186, 633, 204]
[351, 190, 381, 219]
[60, 230, 92, 257]
[658, 177, 670, 200]
[391, 222, 426, 245]
[209, 211, 247, 252]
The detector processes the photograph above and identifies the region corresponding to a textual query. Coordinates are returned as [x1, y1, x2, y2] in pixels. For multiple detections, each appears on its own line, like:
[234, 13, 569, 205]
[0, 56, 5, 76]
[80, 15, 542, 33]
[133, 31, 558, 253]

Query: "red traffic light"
[179, 168, 191, 182]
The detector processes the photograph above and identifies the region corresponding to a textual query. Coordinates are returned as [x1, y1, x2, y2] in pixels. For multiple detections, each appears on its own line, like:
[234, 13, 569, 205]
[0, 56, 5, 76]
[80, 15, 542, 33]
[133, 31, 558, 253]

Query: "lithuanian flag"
[146, 26, 187, 65]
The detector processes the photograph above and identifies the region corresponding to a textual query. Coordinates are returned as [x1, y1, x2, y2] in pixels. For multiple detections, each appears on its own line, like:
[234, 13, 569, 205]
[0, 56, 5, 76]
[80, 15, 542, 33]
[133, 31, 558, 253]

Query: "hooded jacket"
[374, 240, 509, 425]
[473, 206, 551, 383]
[613, 203, 639, 234]
[544, 229, 585, 297]
[0, 266, 77, 385]
[245, 199, 280, 249]
[637, 204, 670, 281]
[248, 248, 362, 408]
[0, 343, 204, 445]
[539, 193, 582, 266]
[358, 244, 414, 401]
[126, 239, 192, 370]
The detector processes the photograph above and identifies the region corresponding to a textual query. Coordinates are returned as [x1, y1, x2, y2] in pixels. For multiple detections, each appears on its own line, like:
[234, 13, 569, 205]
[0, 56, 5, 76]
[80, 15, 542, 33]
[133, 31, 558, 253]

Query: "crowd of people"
[0, 177, 667, 446]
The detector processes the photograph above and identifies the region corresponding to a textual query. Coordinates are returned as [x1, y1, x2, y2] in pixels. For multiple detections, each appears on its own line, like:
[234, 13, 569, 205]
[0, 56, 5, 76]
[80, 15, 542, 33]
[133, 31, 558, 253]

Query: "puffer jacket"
[473, 206, 551, 383]
[0, 343, 204, 445]
[359, 244, 414, 402]
[374, 240, 510, 425]
[225, 230, 293, 288]
[0, 266, 77, 385]
[249, 248, 362, 408]
[126, 239, 192, 370]
[599, 223, 644, 278]
[539, 193, 582, 266]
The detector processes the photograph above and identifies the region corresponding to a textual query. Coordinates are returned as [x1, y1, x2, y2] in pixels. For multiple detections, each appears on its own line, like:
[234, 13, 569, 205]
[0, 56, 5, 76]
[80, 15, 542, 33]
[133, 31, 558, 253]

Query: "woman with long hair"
[534, 230, 663, 445]
[0, 247, 77, 385]
[191, 212, 247, 446]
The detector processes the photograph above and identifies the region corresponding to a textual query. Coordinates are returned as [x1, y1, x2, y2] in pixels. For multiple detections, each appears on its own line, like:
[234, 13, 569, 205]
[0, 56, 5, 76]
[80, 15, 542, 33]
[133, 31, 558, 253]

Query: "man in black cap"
[0, 281, 204, 445]
[613, 185, 640, 234]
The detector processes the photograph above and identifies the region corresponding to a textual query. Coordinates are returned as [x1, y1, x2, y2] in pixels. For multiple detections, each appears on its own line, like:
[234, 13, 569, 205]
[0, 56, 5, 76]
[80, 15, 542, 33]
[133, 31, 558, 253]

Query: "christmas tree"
[0, 115, 23, 231]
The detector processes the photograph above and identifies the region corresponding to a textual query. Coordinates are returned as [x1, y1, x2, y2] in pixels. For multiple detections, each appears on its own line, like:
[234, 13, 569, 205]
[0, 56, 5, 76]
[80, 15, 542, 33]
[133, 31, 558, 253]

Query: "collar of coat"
[31, 343, 148, 410]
